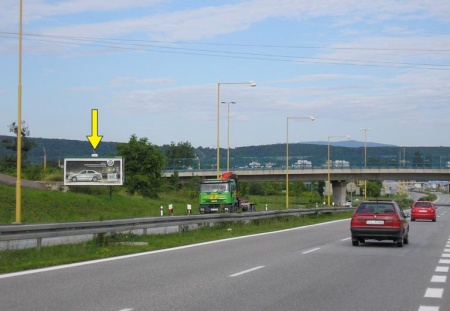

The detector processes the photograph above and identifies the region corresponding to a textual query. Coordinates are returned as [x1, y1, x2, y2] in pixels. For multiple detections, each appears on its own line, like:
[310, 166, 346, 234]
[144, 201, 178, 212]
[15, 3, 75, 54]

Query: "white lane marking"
[229, 266, 265, 277]
[444, 249, 450, 252]
[424, 288, 444, 298]
[118, 309, 134, 311]
[418, 306, 439, 311]
[0, 218, 350, 279]
[302, 247, 321, 254]
[340, 237, 351, 241]
[431, 275, 447, 283]
[435, 266, 449, 273]
[439, 259, 450, 264]
[441, 253, 450, 258]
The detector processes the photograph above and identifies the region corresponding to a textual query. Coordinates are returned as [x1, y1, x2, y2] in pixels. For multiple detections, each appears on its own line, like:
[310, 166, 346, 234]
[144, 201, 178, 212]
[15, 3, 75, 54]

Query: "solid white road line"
[439, 259, 450, 264]
[229, 266, 265, 278]
[418, 306, 439, 311]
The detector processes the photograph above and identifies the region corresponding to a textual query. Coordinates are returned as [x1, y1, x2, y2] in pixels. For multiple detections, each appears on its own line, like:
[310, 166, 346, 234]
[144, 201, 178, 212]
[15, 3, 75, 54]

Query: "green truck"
[199, 172, 255, 213]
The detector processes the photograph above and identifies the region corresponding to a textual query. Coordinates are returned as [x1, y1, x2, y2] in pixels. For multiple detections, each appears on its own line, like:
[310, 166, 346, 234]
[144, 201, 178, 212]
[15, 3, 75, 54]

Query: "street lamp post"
[286, 116, 315, 209]
[221, 101, 236, 172]
[327, 135, 350, 206]
[361, 128, 371, 199]
[217, 81, 256, 178]
[15, 0, 23, 224]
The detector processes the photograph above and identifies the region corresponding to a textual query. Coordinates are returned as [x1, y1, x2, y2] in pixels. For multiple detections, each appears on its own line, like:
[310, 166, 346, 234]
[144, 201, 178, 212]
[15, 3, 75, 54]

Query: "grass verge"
[0, 211, 352, 274]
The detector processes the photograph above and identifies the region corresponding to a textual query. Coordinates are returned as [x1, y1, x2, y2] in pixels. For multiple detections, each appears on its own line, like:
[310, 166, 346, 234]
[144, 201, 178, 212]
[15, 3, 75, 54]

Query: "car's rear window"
[355, 203, 395, 214]
[414, 202, 432, 207]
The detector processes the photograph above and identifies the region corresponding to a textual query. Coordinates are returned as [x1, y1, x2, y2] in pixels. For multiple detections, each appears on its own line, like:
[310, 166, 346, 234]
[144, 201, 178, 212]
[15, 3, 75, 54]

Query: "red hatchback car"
[350, 200, 410, 247]
[411, 201, 436, 222]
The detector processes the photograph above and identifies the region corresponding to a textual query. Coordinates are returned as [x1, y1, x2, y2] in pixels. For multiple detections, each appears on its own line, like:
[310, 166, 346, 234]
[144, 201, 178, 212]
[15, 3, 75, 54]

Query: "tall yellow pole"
[15, 0, 23, 224]
[221, 101, 236, 172]
[217, 83, 221, 178]
[216, 81, 256, 178]
[361, 128, 371, 199]
[43, 147, 47, 172]
[227, 101, 230, 171]
[327, 137, 331, 206]
[286, 118, 289, 209]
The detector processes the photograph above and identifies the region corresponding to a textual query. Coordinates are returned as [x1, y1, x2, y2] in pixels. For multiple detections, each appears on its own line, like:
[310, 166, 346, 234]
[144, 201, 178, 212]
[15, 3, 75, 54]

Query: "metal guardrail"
[0, 207, 354, 250]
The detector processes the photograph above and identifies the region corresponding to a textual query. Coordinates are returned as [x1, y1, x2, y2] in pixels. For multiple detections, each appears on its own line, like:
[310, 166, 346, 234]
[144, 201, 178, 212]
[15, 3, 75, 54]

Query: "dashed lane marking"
[435, 266, 449, 273]
[302, 247, 321, 254]
[430, 275, 447, 283]
[424, 288, 444, 298]
[229, 266, 265, 278]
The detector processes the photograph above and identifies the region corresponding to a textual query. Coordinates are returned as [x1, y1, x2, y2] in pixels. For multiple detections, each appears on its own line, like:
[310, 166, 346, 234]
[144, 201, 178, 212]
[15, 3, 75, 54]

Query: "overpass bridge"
[163, 167, 450, 183]
[163, 167, 450, 206]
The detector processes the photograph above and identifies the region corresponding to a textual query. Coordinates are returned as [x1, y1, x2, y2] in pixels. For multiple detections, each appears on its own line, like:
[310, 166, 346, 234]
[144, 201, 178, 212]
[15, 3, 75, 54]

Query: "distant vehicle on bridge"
[264, 162, 276, 168]
[322, 160, 350, 168]
[334, 160, 350, 168]
[249, 161, 261, 168]
[293, 160, 312, 168]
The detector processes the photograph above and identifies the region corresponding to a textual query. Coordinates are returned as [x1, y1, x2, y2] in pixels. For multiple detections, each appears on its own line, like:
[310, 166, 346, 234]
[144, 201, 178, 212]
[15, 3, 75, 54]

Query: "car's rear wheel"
[92, 177, 98, 182]
[411, 218, 415, 221]
[404, 235, 409, 245]
[397, 237, 404, 247]
[71, 177, 77, 182]
[432, 218, 436, 222]
[352, 240, 359, 246]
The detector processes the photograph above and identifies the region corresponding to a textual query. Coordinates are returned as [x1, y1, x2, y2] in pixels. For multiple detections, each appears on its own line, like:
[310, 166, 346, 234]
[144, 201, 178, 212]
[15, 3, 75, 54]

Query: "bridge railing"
[165, 155, 450, 172]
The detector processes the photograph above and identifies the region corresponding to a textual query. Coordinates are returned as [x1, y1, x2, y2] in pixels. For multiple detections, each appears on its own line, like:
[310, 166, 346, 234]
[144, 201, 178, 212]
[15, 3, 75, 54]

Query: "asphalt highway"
[1, 194, 449, 311]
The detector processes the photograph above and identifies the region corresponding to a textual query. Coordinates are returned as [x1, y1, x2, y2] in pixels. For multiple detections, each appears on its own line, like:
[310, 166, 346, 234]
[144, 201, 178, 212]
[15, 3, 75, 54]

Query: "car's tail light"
[393, 216, 402, 228]
[351, 217, 358, 226]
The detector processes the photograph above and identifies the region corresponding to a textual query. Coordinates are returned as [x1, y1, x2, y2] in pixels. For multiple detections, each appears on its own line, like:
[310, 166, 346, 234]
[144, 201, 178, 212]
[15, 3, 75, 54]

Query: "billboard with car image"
[64, 158, 124, 186]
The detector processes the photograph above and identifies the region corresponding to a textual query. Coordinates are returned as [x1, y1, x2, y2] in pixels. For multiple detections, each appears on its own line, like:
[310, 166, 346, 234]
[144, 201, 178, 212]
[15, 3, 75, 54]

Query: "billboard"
[64, 158, 124, 186]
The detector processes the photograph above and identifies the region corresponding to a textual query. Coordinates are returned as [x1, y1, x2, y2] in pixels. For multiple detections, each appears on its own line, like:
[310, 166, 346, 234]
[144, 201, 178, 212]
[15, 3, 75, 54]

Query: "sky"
[1, 0, 450, 149]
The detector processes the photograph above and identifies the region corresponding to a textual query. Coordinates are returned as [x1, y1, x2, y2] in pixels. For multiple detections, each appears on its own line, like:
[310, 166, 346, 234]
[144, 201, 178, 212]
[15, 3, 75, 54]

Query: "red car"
[411, 201, 436, 222]
[350, 200, 410, 247]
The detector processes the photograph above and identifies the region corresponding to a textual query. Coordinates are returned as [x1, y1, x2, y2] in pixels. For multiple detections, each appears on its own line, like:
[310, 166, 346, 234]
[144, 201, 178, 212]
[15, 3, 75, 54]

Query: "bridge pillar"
[331, 181, 348, 206]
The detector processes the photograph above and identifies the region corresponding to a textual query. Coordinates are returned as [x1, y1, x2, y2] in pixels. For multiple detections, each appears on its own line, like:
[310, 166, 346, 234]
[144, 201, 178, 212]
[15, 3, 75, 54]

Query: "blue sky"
[1, 0, 450, 149]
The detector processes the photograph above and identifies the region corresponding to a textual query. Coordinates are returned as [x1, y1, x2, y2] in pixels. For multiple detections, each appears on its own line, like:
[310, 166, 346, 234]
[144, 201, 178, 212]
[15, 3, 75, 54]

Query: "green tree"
[367, 180, 382, 198]
[164, 141, 195, 169]
[116, 134, 164, 198]
[1, 121, 36, 167]
[317, 181, 325, 197]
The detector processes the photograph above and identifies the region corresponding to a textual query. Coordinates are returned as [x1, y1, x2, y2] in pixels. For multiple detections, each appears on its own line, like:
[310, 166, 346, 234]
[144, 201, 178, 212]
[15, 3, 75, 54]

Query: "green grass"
[0, 211, 352, 273]
[0, 183, 344, 224]
[0, 184, 200, 223]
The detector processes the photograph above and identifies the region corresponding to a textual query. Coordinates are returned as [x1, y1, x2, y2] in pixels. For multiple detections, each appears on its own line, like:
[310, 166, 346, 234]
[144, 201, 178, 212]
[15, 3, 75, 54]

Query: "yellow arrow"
[86, 109, 103, 150]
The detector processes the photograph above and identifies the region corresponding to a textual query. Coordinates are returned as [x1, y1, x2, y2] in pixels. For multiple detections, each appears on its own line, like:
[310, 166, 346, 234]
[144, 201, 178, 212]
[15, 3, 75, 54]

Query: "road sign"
[346, 182, 357, 192]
